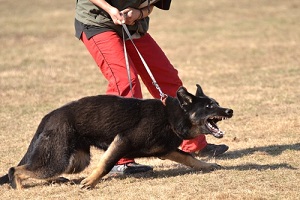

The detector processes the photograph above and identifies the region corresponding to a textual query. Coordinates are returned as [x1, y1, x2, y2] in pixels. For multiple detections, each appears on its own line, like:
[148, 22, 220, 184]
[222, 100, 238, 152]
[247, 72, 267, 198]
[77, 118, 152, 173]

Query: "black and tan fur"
[0, 84, 233, 189]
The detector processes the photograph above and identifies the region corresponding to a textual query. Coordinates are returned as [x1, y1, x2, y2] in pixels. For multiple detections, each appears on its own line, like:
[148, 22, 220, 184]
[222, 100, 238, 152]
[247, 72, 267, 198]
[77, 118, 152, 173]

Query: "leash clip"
[152, 82, 167, 101]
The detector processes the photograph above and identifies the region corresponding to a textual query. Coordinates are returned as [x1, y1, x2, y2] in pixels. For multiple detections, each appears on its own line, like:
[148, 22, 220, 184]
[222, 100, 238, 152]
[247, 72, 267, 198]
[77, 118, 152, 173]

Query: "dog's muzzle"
[205, 109, 233, 138]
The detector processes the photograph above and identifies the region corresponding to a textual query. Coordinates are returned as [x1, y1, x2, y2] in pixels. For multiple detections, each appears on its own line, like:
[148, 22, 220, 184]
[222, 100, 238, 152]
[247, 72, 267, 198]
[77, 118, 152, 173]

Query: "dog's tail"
[0, 174, 9, 185]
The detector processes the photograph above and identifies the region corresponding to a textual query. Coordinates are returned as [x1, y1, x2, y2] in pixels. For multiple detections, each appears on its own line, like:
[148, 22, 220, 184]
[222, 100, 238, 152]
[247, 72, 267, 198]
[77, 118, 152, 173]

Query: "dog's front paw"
[79, 177, 98, 189]
[202, 163, 222, 172]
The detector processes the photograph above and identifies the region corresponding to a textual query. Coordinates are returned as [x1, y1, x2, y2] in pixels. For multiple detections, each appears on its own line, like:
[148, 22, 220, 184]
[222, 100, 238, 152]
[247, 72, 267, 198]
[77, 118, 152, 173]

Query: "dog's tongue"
[207, 122, 224, 138]
[214, 130, 225, 138]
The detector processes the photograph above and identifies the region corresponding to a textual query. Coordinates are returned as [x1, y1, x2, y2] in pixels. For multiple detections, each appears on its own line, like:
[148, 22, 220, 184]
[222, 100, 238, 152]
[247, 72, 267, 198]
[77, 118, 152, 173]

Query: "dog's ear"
[195, 84, 206, 97]
[177, 86, 194, 109]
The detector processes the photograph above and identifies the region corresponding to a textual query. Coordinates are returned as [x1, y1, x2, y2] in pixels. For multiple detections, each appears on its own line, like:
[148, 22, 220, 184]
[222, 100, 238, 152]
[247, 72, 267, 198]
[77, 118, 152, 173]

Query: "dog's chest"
[143, 132, 183, 155]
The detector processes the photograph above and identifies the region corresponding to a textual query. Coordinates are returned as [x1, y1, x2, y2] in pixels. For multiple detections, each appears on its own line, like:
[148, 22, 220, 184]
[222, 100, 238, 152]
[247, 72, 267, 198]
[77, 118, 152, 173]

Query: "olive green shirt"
[75, 0, 172, 39]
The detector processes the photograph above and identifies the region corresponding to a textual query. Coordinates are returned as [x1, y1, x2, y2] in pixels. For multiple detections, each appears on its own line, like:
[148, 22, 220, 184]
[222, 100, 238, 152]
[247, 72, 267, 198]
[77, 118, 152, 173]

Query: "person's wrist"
[138, 8, 144, 20]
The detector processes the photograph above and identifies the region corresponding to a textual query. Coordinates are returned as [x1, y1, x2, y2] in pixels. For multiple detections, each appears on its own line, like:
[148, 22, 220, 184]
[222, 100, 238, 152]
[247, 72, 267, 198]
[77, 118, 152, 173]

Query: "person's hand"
[107, 6, 125, 25]
[120, 7, 141, 25]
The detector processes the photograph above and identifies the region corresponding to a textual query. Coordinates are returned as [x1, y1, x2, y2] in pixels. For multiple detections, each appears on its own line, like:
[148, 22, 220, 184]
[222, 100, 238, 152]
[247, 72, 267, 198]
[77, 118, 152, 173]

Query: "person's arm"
[121, 5, 154, 25]
[139, 4, 155, 18]
[89, 0, 125, 24]
[89, 0, 154, 25]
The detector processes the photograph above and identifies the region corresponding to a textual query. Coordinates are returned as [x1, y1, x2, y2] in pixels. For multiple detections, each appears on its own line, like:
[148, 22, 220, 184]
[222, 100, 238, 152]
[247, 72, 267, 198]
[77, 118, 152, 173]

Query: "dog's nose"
[225, 109, 233, 116]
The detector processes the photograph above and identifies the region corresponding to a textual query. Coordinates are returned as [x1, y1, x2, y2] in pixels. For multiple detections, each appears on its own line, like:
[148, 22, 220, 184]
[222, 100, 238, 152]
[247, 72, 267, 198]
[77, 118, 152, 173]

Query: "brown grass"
[0, 0, 299, 199]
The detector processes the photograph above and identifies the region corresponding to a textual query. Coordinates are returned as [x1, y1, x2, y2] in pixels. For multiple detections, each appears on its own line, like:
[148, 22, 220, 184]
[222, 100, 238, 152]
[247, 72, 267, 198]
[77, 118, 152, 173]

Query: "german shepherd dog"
[0, 84, 233, 189]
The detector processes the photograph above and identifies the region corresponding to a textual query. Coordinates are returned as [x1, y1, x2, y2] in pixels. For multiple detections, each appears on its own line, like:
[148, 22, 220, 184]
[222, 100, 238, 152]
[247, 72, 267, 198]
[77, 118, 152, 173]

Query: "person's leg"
[126, 33, 228, 156]
[81, 31, 152, 173]
[81, 31, 142, 98]
[181, 137, 208, 152]
[125, 33, 182, 98]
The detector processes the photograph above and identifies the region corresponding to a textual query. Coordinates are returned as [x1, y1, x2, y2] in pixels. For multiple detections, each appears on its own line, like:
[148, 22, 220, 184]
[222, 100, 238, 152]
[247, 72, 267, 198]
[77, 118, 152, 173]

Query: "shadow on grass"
[18, 162, 297, 189]
[54, 143, 300, 187]
[223, 163, 297, 171]
[70, 161, 297, 185]
[108, 163, 298, 182]
[20, 161, 297, 189]
[79, 162, 298, 184]
[219, 143, 300, 160]
[16, 143, 299, 188]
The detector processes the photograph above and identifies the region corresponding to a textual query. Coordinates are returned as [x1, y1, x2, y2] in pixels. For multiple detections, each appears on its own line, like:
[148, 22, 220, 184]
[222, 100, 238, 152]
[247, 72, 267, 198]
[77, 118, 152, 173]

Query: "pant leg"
[81, 31, 138, 164]
[126, 33, 207, 152]
[81, 31, 143, 98]
[125, 33, 182, 98]
[180, 136, 207, 152]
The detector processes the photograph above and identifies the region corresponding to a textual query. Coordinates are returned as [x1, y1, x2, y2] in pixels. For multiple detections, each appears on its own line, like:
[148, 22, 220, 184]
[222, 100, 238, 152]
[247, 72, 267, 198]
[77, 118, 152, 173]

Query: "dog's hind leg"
[8, 154, 77, 189]
[8, 127, 82, 189]
[3, 134, 48, 188]
[65, 149, 91, 174]
[8, 158, 73, 190]
[80, 135, 128, 189]
[9, 164, 66, 189]
[8, 165, 39, 189]
[161, 149, 221, 172]
[45, 149, 91, 185]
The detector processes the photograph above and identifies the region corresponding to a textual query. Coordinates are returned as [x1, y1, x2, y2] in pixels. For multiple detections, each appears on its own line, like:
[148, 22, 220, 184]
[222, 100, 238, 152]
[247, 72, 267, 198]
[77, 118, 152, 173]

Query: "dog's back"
[65, 95, 180, 156]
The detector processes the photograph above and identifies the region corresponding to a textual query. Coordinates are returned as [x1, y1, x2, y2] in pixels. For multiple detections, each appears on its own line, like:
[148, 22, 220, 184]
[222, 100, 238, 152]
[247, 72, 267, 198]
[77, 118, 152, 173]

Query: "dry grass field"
[0, 0, 299, 199]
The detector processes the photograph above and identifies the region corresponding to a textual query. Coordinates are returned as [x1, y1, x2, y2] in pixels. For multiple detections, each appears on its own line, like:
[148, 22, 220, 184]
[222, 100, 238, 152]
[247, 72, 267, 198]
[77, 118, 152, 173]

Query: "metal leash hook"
[121, 23, 168, 101]
[153, 82, 167, 101]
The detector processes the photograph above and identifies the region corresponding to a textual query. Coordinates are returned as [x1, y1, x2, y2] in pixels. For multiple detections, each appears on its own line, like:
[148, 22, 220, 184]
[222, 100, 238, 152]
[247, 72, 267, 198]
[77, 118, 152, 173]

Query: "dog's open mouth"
[205, 116, 229, 138]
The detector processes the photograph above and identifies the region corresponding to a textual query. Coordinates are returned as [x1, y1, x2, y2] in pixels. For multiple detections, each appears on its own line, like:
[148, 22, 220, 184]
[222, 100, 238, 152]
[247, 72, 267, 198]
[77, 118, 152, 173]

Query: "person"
[74, 0, 228, 175]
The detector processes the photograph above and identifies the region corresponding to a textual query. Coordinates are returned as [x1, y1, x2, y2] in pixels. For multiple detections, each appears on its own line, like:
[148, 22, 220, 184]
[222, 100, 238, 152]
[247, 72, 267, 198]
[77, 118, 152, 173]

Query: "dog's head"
[176, 84, 233, 138]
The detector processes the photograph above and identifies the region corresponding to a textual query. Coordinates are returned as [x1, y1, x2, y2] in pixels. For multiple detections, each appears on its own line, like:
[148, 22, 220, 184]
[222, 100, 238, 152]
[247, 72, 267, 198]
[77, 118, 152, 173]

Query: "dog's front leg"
[161, 149, 221, 172]
[80, 135, 126, 189]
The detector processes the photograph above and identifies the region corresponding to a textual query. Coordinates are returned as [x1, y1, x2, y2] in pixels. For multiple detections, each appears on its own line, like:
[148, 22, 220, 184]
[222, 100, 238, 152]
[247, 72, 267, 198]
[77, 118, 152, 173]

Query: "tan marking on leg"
[10, 165, 35, 189]
[80, 135, 121, 189]
[161, 151, 220, 171]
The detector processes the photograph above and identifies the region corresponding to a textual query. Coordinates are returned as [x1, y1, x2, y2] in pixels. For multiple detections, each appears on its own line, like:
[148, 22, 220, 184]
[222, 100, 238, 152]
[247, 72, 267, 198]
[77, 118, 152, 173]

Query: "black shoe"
[196, 143, 229, 157]
[109, 162, 153, 175]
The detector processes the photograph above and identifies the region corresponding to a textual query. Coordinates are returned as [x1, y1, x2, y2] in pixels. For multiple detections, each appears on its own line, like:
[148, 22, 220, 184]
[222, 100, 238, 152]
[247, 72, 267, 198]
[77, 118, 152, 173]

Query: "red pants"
[81, 31, 207, 164]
